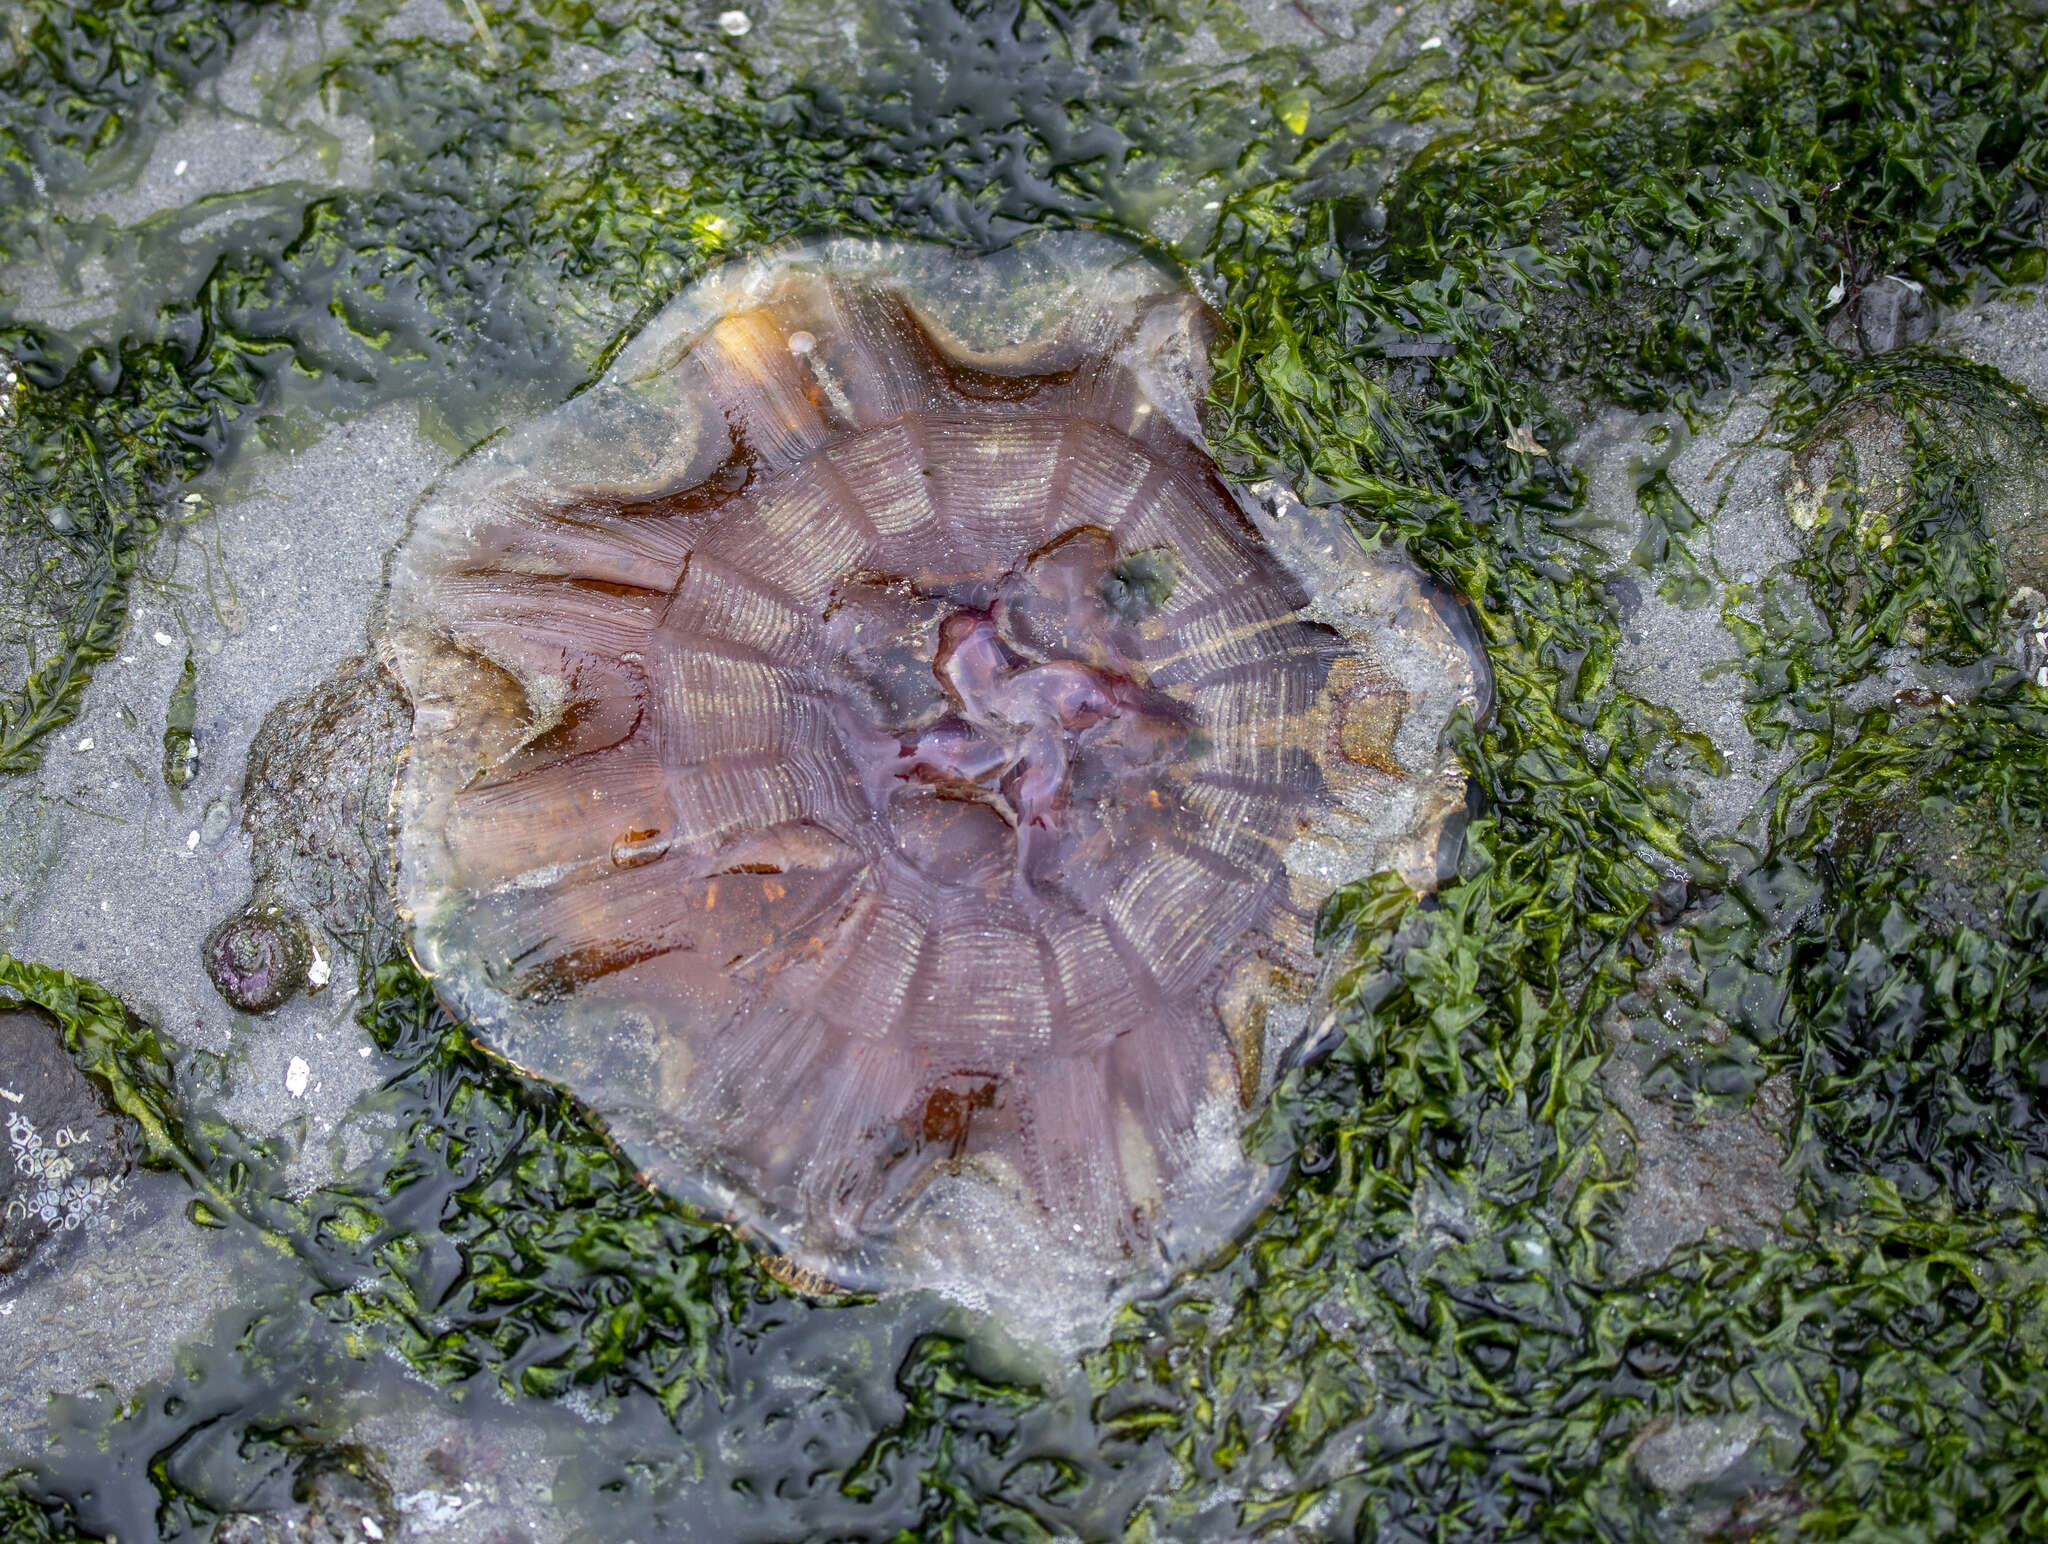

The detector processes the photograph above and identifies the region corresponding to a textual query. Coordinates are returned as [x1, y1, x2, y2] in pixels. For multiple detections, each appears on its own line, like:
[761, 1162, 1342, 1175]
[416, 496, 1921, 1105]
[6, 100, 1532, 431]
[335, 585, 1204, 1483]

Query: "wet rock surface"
[1785, 359, 2048, 596]
[1825, 275, 1935, 356]
[212, 1448, 403, 1544]
[1630, 1408, 1769, 1495]
[1563, 402, 1802, 852]
[1600, 1054, 1797, 1279]
[201, 648, 412, 1013]
[0, 1005, 135, 1281]
[1626, 1408, 1806, 1540]
[1831, 782, 2048, 940]
[233, 653, 412, 970]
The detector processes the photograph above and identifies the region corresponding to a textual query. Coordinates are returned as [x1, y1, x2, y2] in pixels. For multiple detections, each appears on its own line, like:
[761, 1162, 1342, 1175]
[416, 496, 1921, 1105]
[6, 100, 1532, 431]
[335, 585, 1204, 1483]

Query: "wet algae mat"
[4, 0, 2048, 1539]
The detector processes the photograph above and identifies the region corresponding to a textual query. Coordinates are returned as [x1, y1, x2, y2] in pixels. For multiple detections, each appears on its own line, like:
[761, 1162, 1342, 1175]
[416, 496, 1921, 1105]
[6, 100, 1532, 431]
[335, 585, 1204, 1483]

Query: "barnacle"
[385, 235, 1485, 1332]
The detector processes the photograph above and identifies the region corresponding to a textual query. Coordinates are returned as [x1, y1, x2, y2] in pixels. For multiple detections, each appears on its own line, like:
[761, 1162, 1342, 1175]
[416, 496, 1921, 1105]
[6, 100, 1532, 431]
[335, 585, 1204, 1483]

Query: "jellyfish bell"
[384, 233, 1487, 1344]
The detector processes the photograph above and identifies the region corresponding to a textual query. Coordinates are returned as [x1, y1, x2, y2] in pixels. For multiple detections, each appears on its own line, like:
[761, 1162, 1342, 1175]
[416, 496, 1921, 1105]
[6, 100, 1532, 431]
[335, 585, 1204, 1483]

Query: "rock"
[1601, 1057, 1796, 1279]
[212, 1448, 402, 1544]
[1783, 360, 2048, 595]
[1781, 398, 1912, 541]
[1649, 873, 1692, 926]
[0, 1005, 136, 1280]
[2007, 584, 2048, 687]
[1630, 1409, 1766, 1494]
[1825, 275, 1935, 356]
[1830, 778, 2048, 941]
[204, 653, 411, 1011]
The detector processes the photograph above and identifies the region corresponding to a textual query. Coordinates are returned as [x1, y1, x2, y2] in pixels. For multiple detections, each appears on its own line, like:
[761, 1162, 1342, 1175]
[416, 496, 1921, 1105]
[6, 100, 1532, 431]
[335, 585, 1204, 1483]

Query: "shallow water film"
[2, 0, 2048, 1540]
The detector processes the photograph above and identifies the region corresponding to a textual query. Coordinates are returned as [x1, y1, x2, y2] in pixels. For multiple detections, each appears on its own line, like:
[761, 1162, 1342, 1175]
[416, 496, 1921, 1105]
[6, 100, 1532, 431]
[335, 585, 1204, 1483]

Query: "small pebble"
[718, 8, 751, 33]
[200, 797, 232, 844]
[153, 630, 176, 647]
[286, 1057, 311, 1098]
[174, 159, 187, 175]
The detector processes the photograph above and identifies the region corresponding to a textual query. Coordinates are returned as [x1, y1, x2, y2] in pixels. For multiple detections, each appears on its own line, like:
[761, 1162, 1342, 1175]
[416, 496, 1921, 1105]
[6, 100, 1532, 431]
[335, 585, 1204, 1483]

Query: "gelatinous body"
[386, 236, 1485, 1336]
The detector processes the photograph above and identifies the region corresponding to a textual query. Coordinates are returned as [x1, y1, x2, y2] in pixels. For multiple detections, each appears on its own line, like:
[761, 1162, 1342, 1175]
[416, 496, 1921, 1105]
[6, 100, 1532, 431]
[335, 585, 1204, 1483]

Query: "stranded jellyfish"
[386, 235, 1486, 1334]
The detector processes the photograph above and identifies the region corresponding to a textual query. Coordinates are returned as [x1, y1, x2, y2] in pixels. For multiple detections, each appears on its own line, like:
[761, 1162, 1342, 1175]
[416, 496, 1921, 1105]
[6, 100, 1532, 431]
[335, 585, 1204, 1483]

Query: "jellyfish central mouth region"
[913, 607, 1187, 832]
[830, 530, 1192, 892]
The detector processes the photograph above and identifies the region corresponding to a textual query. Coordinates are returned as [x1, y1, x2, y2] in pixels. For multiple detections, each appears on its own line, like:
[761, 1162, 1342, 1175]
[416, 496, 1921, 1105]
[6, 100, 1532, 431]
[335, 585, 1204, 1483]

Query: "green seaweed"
[313, 960, 764, 1418]
[1080, 3, 2048, 1540]
[0, 359, 162, 773]
[0, 1476, 89, 1544]
[0, 0, 272, 242]
[0, 952, 189, 1169]
[159, 644, 195, 786]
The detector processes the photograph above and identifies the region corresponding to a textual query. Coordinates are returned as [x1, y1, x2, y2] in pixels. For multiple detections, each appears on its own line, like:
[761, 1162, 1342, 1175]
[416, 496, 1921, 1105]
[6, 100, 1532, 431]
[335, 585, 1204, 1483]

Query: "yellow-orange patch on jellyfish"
[386, 236, 1486, 1339]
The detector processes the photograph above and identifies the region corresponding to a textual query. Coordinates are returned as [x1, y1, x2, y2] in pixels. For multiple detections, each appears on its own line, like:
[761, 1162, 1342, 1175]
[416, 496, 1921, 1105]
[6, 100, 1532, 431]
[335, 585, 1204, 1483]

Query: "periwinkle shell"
[204, 902, 314, 1015]
[386, 234, 1485, 1338]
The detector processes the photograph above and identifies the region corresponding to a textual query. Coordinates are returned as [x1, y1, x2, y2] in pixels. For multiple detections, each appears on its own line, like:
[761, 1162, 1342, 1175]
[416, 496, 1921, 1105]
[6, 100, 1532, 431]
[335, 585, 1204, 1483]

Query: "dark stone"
[239, 654, 411, 960]
[204, 903, 315, 1014]
[212, 1448, 402, 1544]
[1649, 874, 1692, 926]
[1825, 275, 1935, 356]
[207, 654, 412, 1007]
[0, 1005, 136, 1278]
